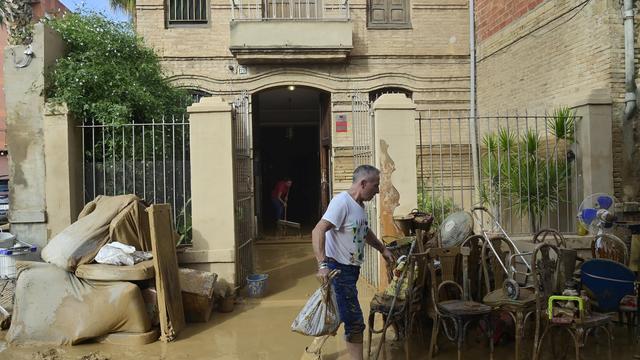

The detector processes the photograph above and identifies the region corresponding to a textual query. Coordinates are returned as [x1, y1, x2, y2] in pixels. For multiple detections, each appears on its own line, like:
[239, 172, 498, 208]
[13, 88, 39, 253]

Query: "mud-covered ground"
[0, 239, 638, 359]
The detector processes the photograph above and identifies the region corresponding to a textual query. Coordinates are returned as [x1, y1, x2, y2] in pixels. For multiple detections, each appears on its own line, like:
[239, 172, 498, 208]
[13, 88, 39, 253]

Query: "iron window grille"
[168, 0, 209, 25]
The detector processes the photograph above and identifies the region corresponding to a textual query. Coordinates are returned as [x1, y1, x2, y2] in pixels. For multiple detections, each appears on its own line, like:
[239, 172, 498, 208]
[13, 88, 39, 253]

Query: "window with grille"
[168, 0, 209, 25]
[368, 0, 410, 29]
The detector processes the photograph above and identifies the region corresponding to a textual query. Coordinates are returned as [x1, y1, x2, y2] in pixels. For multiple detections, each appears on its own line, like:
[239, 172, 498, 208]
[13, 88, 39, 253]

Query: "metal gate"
[232, 92, 255, 288]
[351, 92, 379, 287]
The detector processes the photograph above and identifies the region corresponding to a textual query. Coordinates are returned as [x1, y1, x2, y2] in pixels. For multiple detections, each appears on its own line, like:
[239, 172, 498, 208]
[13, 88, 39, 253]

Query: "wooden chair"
[367, 251, 430, 360]
[592, 233, 629, 265]
[533, 228, 567, 248]
[480, 236, 536, 360]
[532, 243, 613, 360]
[426, 247, 493, 360]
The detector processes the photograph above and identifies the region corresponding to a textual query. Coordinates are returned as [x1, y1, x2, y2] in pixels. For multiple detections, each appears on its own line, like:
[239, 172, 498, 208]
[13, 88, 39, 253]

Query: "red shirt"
[271, 181, 290, 199]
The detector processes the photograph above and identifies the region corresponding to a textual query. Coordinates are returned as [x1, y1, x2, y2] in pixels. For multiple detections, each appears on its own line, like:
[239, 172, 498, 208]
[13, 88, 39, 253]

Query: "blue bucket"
[247, 274, 269, 298]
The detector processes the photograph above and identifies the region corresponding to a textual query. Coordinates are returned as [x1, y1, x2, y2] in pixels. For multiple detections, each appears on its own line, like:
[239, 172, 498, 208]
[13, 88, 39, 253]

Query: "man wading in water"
[306, 165, 394, 360]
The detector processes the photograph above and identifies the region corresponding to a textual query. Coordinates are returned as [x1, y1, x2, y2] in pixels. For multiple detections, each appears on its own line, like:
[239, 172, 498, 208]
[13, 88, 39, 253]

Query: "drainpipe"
[623, 0, 637, 201]
[469, 0, 481, 206]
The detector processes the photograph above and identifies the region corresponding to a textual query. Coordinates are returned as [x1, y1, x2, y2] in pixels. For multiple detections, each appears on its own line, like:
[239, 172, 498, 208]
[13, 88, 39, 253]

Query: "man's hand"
[381, 248, 395, 265]
[316, 267, 331, 284]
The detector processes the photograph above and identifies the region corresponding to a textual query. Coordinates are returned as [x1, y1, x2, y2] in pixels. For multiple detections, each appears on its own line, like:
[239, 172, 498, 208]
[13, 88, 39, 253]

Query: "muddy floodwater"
[0, 239, 638, 359]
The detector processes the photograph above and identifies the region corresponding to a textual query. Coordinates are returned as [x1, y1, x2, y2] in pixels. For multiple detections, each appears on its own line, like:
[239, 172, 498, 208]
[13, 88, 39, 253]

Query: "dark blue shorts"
[327, 259, 365, 343]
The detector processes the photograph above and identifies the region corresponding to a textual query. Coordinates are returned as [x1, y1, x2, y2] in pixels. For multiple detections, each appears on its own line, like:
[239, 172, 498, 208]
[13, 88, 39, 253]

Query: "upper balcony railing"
[230, 0, 350, 21]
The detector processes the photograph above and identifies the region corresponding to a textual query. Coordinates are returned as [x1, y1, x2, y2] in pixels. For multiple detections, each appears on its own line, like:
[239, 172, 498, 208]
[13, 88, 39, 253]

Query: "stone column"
[372, 94, 418, 288]
[43, 103, 83, 239]
[571, 89, 614, 199]
[4, 24, 65, 248]
[180, 97, 236, 283]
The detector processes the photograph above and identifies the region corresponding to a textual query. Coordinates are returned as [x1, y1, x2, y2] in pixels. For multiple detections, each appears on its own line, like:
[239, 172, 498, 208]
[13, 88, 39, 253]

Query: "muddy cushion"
[75, 260, 155, 281]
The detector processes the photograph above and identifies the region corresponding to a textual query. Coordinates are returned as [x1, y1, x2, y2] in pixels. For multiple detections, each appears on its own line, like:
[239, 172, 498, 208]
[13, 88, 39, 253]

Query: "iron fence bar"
[505, 113, 513, 232]
[428, 110, 435, 216]
[448, 111, 454, 212]
[543, 111, 551, 228]
[112, 125, 116, 196]
[122, 127, 126, 194]
[515, 112, 523, 232]
[152, 117, 157, 204]
[91, 120, 96, 203]
[418, 113, 424, 208]
[172, 116, 177, 224]
[102, 122, 106, 196]
[533, 113, 540, 232]
[496, 111, 502, 225]
[132, 125, 136, 195]
[439, 117, 445, 222]
[182, 115, 187, 232]
[162, 116, 167, 203]
[142, 123, 146, 201]
[467, 117, 473, 209]
[457, 115, 463, 210]
[524, 111, 533, 232]
[82, 122, 86, 205]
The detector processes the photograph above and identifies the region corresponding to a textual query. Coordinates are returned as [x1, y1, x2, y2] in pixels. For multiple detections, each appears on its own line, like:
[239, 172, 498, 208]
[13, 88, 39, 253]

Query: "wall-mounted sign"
[335, 114, 348, 133]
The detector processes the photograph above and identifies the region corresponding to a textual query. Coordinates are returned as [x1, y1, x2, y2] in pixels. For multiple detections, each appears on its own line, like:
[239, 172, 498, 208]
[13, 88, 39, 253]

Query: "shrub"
[46, 11, 190, 124]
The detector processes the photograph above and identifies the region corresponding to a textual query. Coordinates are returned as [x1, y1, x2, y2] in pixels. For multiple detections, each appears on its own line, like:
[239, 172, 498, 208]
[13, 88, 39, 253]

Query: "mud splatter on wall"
[379, 139, 403, 238]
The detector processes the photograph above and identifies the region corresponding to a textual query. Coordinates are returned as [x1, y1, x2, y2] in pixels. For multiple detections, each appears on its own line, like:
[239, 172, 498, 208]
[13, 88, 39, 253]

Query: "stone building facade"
[135, 0, 471, 229]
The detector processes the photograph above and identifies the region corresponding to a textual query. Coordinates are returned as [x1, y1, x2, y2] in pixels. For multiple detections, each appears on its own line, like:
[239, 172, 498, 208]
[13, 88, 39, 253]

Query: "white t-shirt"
[322, 191, 369, 266]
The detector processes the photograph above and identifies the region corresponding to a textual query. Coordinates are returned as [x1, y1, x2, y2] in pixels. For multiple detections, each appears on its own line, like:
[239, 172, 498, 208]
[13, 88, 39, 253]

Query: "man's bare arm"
[312, 220, 335, 281]
[312, 219, 334, 263]
[365, 230, 395, 264]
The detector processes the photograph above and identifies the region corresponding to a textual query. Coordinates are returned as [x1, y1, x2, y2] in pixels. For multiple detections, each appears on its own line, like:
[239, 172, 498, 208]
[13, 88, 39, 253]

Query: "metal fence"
[417, 110, 580, 235]
[352, 92, 380, 287]
[231, 0, 350, 20]
[79, 116, 191, 242]
[232, 92, 255, 288]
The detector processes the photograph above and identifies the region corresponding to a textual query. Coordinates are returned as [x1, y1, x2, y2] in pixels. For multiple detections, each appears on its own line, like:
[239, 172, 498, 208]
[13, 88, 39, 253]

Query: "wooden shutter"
[368, 0, 410, 28]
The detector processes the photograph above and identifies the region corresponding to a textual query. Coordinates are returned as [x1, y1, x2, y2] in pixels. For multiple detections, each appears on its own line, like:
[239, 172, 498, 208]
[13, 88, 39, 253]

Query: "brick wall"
[476, 0, 544, 41]
[476, 0, 629, 199]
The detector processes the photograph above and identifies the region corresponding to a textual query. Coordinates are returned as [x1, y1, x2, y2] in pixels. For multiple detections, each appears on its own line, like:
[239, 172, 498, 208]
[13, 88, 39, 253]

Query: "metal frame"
[232, 91, 255, 288]
[79, 117, 191, 237]
[352, 92, 379, 287]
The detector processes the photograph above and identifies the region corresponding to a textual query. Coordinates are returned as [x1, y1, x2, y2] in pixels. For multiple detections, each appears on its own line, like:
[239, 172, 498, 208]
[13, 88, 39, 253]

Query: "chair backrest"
[461, 234, 486, 301]
[533, 228, 567, 248]
[480, 236, 516, 294]
[592, 233, 628, 265]
[532, 243, 560, 312]
[405, 251, 430, 311]
[427, 246, 471, 300]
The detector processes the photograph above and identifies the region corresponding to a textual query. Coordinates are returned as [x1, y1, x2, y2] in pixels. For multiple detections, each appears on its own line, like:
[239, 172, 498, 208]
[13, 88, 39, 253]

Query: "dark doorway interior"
[253, 86, 328, 235]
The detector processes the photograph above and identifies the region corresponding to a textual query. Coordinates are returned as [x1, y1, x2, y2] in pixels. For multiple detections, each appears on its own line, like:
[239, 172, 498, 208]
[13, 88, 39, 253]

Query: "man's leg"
[329, 262, 365, 360]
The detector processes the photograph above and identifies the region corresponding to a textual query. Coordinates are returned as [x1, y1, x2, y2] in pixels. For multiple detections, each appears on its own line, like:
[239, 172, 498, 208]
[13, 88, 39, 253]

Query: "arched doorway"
[252, 86, 331, 236]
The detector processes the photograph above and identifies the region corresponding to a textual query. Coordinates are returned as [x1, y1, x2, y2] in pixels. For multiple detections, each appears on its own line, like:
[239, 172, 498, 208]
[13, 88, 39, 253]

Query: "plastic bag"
[291, 269, 340, 337]
[95, 241, 152, 266]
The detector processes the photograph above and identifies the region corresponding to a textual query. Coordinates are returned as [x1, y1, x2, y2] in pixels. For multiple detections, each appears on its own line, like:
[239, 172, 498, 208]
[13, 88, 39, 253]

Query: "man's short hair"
[352, 165, 380, 183]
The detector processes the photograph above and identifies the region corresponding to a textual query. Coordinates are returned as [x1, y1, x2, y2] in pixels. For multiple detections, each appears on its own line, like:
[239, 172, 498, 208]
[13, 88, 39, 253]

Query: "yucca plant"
[479, 107, 574, 232]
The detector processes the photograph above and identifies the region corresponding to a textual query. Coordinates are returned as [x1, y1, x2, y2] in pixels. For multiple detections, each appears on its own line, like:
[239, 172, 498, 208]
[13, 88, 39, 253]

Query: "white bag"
[95, 242, 152, 266]
[291, 269, 341, 337]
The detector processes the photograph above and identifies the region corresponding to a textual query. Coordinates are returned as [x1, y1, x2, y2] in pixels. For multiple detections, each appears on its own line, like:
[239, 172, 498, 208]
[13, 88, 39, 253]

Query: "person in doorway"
[271, 177, 293, 222]
[310, 165, 394, 360]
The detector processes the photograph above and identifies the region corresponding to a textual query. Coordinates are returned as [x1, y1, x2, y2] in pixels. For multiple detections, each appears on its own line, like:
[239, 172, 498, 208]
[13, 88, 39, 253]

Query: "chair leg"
[487, 316, 494, 360]
[535, 325, 552, 360]
[367, 311, 375, 360]
[513, 311, 525, 360]
[428, 317, 440, 360]
[457, 319, 463, 360]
